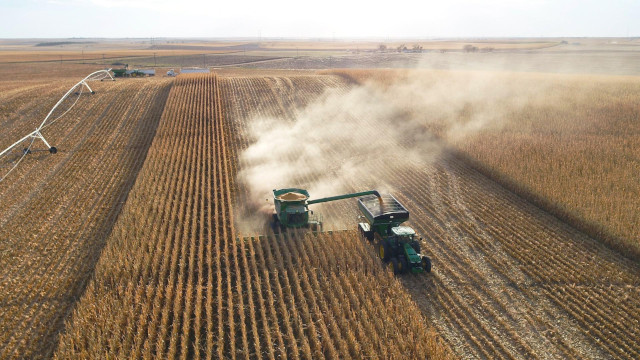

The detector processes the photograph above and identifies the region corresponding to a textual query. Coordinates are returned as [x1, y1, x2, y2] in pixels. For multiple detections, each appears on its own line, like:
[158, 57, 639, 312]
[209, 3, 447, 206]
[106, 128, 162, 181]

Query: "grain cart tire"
[399, 257, 409, 274]
[358, 223, 373, 242]
[421, 256, 432, 273]
[378, 241, 391, 262]
[390, 257, 401, 275]
[358, 225, 366, 242]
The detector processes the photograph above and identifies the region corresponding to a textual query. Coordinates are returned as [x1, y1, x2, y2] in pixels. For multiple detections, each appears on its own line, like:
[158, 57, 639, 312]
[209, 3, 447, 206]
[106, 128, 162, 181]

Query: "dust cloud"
[236, 69, 550, 231]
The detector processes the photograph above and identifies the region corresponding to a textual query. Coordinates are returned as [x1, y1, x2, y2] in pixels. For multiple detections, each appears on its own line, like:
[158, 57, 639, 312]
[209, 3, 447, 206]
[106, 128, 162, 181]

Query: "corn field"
[0, 77, 172, 358]
[53, 74, 448, 359]
[1, 68, 638, 359]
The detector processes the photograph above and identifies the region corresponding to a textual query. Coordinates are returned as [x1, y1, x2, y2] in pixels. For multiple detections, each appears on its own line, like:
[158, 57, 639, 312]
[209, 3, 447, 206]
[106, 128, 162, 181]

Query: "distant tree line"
[377, 44, 424, 53]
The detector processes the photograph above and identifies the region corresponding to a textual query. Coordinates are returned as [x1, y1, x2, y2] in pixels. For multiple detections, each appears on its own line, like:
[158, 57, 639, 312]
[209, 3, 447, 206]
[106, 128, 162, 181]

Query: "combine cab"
[358, 194, 431, 274]
[272, 188, 322, 232]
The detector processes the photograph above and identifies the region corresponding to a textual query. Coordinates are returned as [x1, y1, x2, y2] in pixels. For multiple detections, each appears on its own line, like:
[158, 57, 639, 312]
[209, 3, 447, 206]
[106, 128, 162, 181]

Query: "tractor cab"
[390, 226, 415, 242]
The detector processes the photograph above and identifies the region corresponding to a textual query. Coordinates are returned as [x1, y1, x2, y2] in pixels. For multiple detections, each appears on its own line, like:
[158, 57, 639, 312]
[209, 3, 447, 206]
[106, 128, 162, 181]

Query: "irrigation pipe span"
[0, 69, 115, 182]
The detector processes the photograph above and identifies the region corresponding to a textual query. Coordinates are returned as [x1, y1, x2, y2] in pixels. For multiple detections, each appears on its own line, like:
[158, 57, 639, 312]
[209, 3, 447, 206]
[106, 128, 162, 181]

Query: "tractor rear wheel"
[421, 256, 432, 273]
[378, 241, 391, 262]
[390, 257, 401, 275]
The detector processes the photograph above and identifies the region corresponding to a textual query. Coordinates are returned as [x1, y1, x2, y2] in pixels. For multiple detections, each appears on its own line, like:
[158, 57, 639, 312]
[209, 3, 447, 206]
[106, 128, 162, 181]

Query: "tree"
[463, 44, 478, 53]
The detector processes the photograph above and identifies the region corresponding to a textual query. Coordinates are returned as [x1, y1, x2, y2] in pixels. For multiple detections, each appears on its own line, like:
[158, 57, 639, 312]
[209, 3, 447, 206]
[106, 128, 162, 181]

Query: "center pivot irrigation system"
[0, 69, 115, 182]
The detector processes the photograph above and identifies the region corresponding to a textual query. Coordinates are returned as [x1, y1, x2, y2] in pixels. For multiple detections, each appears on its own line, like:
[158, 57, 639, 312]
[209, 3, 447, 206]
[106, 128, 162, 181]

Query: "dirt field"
[332, 69, 640, 257]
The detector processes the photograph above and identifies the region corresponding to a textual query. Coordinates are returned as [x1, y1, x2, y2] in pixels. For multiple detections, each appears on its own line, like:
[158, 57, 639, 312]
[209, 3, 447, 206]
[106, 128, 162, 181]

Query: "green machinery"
[272, 188, 381, 232]
[358, 194, 432, 274]
[272, 188, 431, 275]
[111, 64, 155, 78]
[111, 65, 129, 78]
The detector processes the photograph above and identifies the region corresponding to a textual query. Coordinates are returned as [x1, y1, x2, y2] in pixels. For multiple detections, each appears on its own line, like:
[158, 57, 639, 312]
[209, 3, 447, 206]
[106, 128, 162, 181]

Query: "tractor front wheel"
[411, 240, 421, 254]
[421, 256, 432, 273]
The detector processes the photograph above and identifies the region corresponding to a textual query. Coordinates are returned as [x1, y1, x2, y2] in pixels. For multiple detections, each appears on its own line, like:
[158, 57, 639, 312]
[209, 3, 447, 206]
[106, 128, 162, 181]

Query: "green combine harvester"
[272, 188, 431, 275]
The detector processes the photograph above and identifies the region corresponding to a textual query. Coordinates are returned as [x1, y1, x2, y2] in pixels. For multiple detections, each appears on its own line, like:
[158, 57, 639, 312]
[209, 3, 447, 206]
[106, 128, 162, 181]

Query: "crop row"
[0, 78, 172, 359]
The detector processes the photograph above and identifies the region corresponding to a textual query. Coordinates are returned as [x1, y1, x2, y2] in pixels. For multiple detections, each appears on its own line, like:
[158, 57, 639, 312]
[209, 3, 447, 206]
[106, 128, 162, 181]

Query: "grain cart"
[358, 194, 432, 274]
[272, 188, 381, 232]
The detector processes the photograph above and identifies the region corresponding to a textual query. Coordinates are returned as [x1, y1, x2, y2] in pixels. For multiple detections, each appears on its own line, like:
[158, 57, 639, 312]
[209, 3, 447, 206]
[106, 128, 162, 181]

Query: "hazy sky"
[0, 0, 638, 38]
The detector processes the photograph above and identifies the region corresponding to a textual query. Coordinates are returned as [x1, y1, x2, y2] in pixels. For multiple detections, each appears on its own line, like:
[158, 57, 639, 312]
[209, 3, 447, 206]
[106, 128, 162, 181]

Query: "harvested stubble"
[0, 77, 172, 359]
[324, 68, 640, 259]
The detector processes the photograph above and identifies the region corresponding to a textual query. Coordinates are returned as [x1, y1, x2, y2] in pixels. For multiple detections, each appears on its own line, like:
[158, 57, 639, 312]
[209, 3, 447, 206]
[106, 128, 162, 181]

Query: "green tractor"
[272, 188, 381, 233]
[358, 194, 432, 274]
